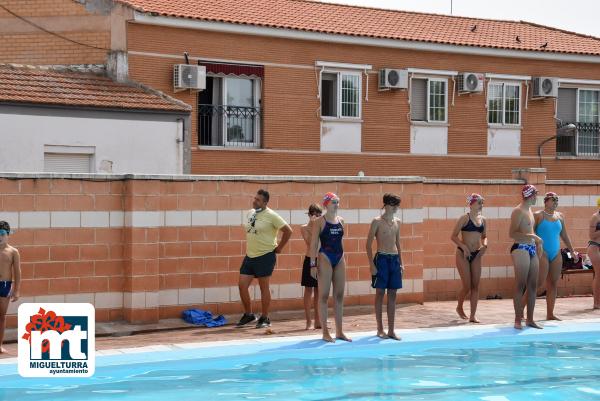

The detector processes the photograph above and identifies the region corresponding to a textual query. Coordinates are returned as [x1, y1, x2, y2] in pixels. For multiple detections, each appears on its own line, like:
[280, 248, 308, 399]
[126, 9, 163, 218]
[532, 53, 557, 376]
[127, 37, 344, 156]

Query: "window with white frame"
[487, 82, 521, 125]
[411, 78, 447, 123]
[578, 90, 600, 123]
[578, 89, 599, 155]
[556, 87, 600, 156]
[321, 71, 361, 119]
[198, 76, 261, 147]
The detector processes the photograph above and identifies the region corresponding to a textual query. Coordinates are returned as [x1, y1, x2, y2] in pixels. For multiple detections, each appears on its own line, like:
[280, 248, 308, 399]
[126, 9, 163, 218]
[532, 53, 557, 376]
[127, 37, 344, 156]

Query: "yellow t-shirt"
[244, 208, 287, 258]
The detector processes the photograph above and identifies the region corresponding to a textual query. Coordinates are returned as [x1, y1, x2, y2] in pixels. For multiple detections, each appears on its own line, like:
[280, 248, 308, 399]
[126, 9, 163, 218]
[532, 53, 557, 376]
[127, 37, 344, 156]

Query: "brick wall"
[422, 172, 598, 302]
[0, 0, 109, 65]
[0, 175, 425, 327]
[1, 169, 597, 328]
[126, 23, 600, 179]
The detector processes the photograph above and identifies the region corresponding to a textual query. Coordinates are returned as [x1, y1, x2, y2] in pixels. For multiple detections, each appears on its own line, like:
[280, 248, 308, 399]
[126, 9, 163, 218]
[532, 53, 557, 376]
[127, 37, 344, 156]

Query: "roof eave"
[0, 100, 191, 114]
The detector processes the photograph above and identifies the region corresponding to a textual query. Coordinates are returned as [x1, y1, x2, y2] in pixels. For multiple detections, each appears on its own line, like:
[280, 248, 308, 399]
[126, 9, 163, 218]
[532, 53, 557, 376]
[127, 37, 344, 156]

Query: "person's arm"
[11, 248, 20, 302]
[559, 213, 578, 260]
[509, 209, 541, 244]
[366, 219, 378, 275]
[395, 219, 404, 273]
[309, 217, 323, 265]
[591, 215, 600, 242]
[479, 217, 488, 253]
[274, 224, 293, 254]
[450, 215, 469, 257]
[300, 224, 311, 248]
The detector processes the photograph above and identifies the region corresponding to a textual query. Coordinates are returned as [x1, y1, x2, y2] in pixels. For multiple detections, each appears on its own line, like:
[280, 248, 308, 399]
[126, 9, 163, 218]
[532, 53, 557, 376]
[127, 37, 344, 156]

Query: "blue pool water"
[1, 321, 600, 401]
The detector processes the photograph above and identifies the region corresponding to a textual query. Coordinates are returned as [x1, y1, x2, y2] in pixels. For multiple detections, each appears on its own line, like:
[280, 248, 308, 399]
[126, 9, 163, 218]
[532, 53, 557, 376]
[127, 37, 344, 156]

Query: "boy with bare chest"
[509, 186, 543, 330]
[0, 221, 20, 353]
[366, 194, 404, 340]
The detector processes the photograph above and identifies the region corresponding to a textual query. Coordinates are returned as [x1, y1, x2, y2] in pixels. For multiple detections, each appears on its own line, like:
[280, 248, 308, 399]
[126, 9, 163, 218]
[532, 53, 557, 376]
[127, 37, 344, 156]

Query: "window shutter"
[321, 73, 338, 117]
[411, 78, 427, 121]
[557, 88, 577, 123]
[44, 153, 92, 173]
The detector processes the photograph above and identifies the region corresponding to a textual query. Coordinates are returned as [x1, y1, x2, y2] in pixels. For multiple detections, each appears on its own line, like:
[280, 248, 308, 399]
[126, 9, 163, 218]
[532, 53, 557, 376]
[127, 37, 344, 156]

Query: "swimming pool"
[1, 320, 599, 401]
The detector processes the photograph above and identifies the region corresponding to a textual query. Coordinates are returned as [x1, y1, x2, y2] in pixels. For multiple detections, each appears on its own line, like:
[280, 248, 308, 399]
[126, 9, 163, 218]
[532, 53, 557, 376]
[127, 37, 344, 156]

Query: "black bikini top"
[461, 214, 485, 233]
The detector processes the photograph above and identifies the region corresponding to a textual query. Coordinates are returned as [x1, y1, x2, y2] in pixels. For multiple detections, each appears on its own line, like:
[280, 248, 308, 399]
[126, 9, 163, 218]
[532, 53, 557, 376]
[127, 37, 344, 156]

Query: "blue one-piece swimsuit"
[319, 219, 344, 268]
[536, 217, 562, 261]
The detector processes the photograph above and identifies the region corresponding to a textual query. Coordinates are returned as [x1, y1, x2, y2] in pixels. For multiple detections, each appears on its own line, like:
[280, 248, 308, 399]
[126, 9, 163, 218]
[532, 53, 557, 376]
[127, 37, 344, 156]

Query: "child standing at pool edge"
[0, 221, 20, 354]
[366, 194, 404, 340]
[300, 204, 322, 330]
[310, 192, 351, 343]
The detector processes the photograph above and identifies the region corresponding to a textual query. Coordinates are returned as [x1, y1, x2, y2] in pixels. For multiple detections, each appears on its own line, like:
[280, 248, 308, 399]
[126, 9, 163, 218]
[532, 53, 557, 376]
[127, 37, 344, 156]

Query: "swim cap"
[467, 193, 484, 205]
[521, 184, 538, 199]
[322, 192, 339, 207]
[544, 192, 559, 202]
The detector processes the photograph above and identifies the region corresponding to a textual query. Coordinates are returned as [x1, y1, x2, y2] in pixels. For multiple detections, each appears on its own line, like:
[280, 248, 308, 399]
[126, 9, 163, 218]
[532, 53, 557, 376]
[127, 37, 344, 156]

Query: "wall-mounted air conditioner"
[379, 68, 408, 89]
[173, 64, 206, 91]
[457, 72, 484, 93]
[532, 77, 559, 98]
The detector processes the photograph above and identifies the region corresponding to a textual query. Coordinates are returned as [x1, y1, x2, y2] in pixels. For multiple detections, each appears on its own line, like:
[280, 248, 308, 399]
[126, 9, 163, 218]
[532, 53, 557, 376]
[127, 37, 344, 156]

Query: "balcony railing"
[556, 122, 600, 158]
[198, 104, 261, 148]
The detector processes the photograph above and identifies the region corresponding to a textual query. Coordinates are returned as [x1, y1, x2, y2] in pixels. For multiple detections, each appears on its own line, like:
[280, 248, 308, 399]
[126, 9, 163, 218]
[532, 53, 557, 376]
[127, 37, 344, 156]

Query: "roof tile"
[117, 0, 600, 56]
[0, 64, 191, 112]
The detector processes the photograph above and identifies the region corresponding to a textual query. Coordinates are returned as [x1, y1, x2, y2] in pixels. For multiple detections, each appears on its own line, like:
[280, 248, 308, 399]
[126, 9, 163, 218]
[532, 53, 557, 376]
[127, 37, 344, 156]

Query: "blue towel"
[182, 309, 227, 327]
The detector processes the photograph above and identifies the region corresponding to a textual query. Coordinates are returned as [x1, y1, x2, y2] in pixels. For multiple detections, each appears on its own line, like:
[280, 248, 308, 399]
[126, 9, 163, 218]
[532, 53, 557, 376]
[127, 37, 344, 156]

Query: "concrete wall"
[0, 106, 184, 175]
[0, 169, 597, 328]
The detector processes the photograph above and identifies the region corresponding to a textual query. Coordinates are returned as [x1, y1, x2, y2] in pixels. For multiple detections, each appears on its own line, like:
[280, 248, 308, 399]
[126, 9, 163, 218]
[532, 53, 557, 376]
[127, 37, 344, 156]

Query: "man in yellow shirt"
[237, 189, 293, 328]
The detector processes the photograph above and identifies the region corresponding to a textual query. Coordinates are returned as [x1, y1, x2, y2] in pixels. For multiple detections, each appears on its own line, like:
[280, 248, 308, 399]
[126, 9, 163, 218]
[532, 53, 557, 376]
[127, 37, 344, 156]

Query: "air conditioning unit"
[173, 64, 206, 91]
[379, 68, 408, 89]
[457, 72, 484, 93]
[532, 77, 558, 98]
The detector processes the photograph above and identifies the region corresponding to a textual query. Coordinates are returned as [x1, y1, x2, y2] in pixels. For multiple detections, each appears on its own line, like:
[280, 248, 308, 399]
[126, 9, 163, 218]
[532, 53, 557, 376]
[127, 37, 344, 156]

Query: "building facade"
[0, 64, 191, 174]
[1, 0, 599, 179]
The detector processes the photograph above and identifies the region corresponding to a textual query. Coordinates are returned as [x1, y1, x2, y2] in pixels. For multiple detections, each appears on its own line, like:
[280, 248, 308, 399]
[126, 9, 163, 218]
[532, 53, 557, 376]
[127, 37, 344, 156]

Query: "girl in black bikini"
[587, 198, 600, 309]
[450, 194, 488, 323]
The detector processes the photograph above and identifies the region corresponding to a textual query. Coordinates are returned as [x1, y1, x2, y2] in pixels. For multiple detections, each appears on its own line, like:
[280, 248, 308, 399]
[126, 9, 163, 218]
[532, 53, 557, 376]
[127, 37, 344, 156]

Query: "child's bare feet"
[387, 331, 401, 341]
[546, 315, 561, 321]
[305, 320, 311, 330]
[456, 306, 468, 320]
[514, 319, 523, 330]
[0, 346, 7, 354]
[314, 322, 322, 329]
[469, 316, 480, 323]
[526, 320, 543, 329]
[376, 330, 388, 339]
[336, 332, 352, 342]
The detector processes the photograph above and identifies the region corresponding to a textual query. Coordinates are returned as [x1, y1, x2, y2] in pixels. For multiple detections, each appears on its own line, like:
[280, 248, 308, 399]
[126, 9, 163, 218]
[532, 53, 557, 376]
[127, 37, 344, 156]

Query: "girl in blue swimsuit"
[533, 192, 577, 320]
[309, 192, 351, 343]
[587, 197, 600, 309]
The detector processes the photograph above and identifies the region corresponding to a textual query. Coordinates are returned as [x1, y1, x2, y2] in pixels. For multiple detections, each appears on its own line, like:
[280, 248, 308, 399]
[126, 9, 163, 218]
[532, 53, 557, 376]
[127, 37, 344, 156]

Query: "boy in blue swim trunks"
[0, 221, 21, 353]
[366, 194, 403, 340]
